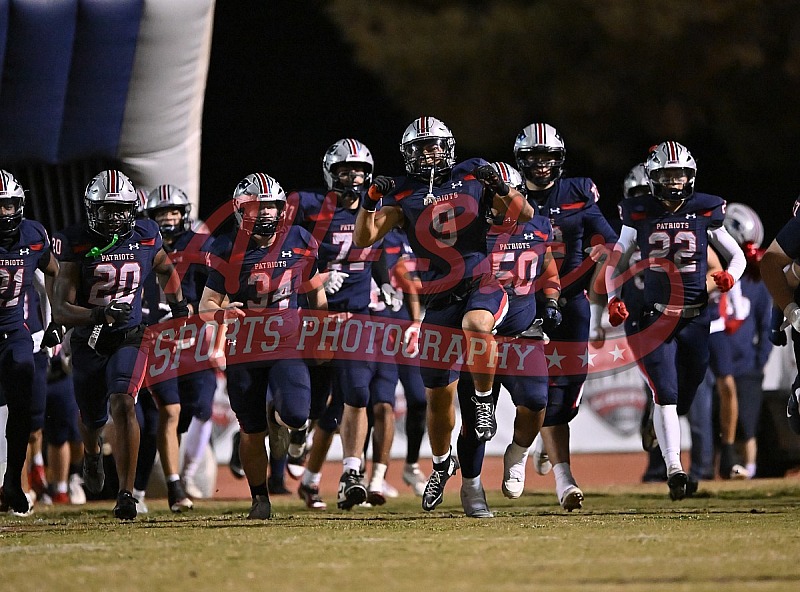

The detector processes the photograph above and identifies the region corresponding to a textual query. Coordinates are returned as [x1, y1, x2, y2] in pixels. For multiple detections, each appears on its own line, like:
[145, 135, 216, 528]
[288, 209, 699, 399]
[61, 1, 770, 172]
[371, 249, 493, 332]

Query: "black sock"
[250, 482, 269, 498]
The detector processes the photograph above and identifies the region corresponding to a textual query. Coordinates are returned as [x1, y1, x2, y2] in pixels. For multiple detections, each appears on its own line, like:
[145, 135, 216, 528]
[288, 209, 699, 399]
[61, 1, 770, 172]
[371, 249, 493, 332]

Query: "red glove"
[712, 270, 735, 293]
[608, 297, 629, 327]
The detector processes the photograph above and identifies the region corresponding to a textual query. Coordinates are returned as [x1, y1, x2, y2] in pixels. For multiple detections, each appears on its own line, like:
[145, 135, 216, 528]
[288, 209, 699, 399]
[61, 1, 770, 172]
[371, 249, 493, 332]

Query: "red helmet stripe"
[347, 139, 359, 156]
[419, 117, 427, 135]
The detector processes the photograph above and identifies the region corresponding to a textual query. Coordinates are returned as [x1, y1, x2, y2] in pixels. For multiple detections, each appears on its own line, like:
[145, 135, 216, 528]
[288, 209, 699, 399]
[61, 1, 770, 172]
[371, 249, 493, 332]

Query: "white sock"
[167, 473, 180, 484]
[474, 389, 492, 399]
[553, 462, 577, 500]
[652, 404, 682, 473]
[506, 441, 529, 464]
[432, 450, 451, 465]
[746, 463, 756, 478]
[302, 471, 322, 487]
[33, 452, 44, 466]
[56, 481, 68, 494]
[343, 456, 361, 473]
[182, 417, 212, 480]
[132, 488, 146, 501]
[369, 463, 387, 491]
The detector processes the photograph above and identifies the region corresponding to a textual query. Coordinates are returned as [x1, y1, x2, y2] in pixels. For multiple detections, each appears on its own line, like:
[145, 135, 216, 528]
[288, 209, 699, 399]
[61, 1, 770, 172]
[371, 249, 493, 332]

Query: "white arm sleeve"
[606, 225, 638, 301]
[707, 226, 746, 282]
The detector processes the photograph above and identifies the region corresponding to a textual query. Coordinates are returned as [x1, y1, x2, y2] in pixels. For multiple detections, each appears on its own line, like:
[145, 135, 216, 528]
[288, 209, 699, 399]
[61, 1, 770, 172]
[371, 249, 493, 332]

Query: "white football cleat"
[531, 433, 552, 475]
[402, 462, 427, 497]
[559, 485, 584, 512]
[501, 443, 528, 499]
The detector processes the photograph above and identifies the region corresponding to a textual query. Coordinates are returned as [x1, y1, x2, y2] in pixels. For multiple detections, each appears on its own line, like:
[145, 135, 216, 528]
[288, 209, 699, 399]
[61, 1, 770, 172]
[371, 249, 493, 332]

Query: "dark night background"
[201, 1, 800, 243]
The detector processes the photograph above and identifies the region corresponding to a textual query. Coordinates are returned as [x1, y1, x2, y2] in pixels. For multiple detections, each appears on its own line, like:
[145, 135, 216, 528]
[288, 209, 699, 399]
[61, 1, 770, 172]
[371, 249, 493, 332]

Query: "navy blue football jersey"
[487, 215, 553, 297]
[381, 158, 494, 295]
[287, 190, 378, 313]
[775, 197, 800, 259]
[206, 225, 319, 312]
[142, 229, 214, 324]
[0, 220, 51, 331]
[52, 219, 163, 337]
[530, 177, 617, 297]
[621, 192, 726, 307]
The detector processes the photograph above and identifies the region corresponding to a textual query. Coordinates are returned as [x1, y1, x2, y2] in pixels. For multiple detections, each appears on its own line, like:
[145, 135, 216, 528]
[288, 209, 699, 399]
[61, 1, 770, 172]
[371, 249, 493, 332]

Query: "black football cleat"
[422, 453, 459, 512]
[247, 494, 272, 520]
[472, 394, 497, 442]
[229, 431, 246, 479]
[667, 471, 688, 501]
[337, 469, 367, 510]
[113, 490, 138, 520]
[82, 450, 105, 495]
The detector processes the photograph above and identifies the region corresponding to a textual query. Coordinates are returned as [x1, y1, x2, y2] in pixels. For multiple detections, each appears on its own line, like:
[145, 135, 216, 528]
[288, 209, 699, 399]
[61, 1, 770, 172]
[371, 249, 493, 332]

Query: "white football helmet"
[645, 141, 697, 202]
[0, 169, 26, 236]
[724, 202, 764, 248]
[513, 123, 566, 188]
[623, 163, 650, 199]
[84, 170, 139, 239]
[135, 188, 149, 219]
[233, 173, 286, 237]
[146, 184, 193, 238]
[322, 138, 374, 193]
[490, 162, 525, 193]
[399, 116, 456, 178]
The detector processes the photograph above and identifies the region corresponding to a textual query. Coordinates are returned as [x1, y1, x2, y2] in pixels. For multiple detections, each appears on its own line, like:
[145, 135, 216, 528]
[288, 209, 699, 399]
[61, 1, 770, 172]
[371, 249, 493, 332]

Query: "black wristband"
[361, 194, 378, 212]
[89, 306, 106, 325]
[495, 182, 510, 197]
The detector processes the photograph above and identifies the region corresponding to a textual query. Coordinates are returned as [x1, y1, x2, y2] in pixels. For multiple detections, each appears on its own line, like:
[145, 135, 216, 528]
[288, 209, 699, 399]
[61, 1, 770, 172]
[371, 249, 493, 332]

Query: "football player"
[757, 198, 800, 435]
[514, 123, 618, 511]
[354, 117, 533, 512]
[199, 173, 326, 519]
[51, 170, 188, 520]
[142, 184, 216, 510]
[457, 162, 560, 517]
[606, 142, 746, 501]
[289, 139, 397, 509]
[0, 170, 59, 516]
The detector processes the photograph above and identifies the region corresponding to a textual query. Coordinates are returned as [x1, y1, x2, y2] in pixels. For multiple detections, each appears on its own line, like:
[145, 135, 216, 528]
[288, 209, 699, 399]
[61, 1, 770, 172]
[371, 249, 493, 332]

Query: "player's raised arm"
[353, 176, 403, 247]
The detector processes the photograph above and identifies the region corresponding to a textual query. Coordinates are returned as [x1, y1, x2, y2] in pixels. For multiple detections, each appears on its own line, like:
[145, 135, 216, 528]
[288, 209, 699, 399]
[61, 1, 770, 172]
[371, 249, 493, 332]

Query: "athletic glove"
[91, 299, 132, 325]
[608, 296, 629, 327]
[41, 322, 65, 348]
[403, 322, 421, 358]
[541, 298, 562, 331]
[380, 283, 403, 312]
[323, 270, 349, 295]
[783, 302, 800, 333]
[364, 176, 395, 211]
[712, 270, 735, 293]
[473, 164, 510, 196]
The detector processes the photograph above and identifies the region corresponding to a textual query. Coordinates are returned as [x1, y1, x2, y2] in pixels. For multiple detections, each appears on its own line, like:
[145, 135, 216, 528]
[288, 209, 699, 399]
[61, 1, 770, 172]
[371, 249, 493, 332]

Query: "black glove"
[541, 298, 562, 332]
[41, 322, 64, 348]
[364, 176, 395, 211]
[769, 328, 788, 347]
[92, 299, 132, 325]
[473, 164, 510, 196]
[169, 298, 190, 318]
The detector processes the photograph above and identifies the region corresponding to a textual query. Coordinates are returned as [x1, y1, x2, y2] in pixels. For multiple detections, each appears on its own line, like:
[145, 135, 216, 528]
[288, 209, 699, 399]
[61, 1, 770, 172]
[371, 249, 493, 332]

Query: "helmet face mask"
[400, 117, 456, 179]
[322, 139, 374, 195]
[513, 123, 565, 188]
[233, 173, 286, 238]
[0, 169, 25, 236]
[645, 141, 697, 203]
[84, 170, 138, 240]
[146, 184, 192, 239]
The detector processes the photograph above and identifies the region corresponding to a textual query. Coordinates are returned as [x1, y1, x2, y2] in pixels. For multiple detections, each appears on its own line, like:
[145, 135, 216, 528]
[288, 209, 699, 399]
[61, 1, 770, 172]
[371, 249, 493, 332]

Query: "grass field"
[2, 479, 800, 592]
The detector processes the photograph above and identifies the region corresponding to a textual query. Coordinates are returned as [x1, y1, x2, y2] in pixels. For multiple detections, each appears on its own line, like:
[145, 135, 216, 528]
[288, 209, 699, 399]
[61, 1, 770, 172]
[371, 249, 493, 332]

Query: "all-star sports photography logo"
[136, 194, 685, 400]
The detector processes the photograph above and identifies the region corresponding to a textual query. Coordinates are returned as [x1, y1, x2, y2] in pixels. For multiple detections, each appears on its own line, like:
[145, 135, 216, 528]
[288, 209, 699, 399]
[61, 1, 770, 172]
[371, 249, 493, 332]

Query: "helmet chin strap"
[85, 233, 119, 258]
[424, 166, 436, 206]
